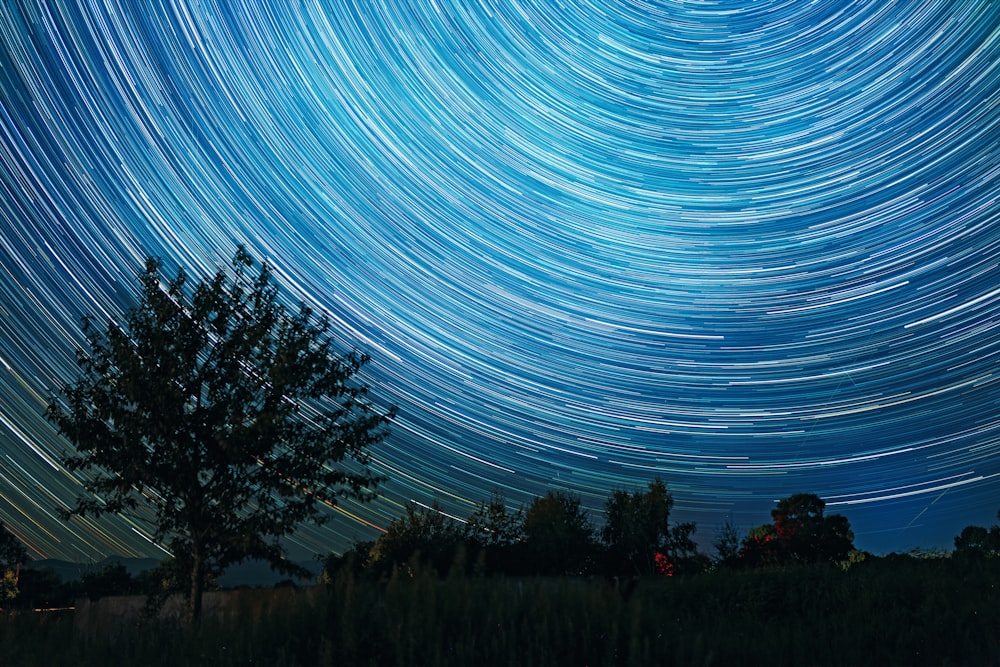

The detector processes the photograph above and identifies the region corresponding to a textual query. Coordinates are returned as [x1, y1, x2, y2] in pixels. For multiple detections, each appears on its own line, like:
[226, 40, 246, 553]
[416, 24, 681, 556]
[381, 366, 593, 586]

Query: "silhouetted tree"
[713, 517, 742, 565]
[953, 511, 1000, 560]
[739, 493, 854, 565]
[523, 491, 596, 575]
[602, 478, 673, 576]
[465, 489, 524, 548]
[738, 523, 781, 566]
[463, 489, 524, 574]
[955, 525, 989, 551]
[14, 566, 69, 610]
[667, 520, 707, 573]
[0, 521, 28, 602]
[320, 540, 376, 582]
[370, 502, 464, 575]
[78, 561, 137, 600]
[600, 479, 706, 576]
[47, 248, 395, 623]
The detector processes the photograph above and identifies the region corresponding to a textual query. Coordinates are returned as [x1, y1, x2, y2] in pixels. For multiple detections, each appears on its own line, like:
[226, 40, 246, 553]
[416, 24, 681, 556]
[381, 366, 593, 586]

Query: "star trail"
[1, 0, 998, 563]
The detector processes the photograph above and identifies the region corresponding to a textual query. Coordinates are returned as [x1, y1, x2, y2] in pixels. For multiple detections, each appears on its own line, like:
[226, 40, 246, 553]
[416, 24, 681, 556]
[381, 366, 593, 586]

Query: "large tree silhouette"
[602, 478, 700, 576]
[48, 248, 394, 622]
[740, 493, 854, 565]
[602, 478, 673, 576]
[523, 491, 595, 575]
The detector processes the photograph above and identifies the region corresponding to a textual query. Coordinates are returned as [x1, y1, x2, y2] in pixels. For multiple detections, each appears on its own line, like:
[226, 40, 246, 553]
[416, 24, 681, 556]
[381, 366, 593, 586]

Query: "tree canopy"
[523, 491, 596, 575]
[369, 502, 463, 575]
[953, 511, 1000, 560]
[464, 489, 524, 549]
[47, 247, 395, 622]
[739, 493, 854, 565]
[603, 478, 673, 576]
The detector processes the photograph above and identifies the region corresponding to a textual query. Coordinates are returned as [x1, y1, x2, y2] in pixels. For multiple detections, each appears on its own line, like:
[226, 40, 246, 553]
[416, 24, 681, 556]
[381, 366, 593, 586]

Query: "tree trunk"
[188, 543, 203, 626]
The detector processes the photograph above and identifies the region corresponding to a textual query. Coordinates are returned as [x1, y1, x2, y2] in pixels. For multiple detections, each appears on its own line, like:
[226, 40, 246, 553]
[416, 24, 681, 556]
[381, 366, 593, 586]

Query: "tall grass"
[3, 557, 998, 666]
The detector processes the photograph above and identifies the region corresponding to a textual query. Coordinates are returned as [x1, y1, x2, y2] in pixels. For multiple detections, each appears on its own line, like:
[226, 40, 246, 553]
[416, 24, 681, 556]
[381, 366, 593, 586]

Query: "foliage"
[602, 478, 673, 576]
[369, 502, 464, 575]
[0, 522, 27, 572]
[78, 562, 138, 601]
[666, 521, 701, 565]
[47, 247, 395, 622]
[739, 493, 854, 566]
[0, 522, 28, 601]
[11, 566, 71, 610]
[836, 548, 869, 571]
[464, 489, 523, 548]
[712, 517, 742, 565]
[319, 540, 375, 583]
[739, 523, 780, 566]
[460, 489, 526, 575]
[953, 510, 1000, 560]
[1, 570, 18, 603]
[523, 490, 596, 575]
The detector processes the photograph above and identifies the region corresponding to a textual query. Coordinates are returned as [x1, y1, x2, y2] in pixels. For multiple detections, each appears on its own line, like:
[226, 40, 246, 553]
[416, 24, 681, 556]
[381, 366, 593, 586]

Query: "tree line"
[5, 494, 1000, 614]
[323, 486, 856, 580]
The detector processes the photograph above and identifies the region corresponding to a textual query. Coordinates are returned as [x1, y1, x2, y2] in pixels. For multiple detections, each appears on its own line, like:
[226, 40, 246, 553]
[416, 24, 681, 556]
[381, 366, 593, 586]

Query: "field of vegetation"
[3, 553, 998, 666]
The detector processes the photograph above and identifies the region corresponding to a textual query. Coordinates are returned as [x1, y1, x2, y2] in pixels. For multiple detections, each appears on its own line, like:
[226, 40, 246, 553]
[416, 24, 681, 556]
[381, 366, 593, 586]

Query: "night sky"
[1, 1, 998, 564]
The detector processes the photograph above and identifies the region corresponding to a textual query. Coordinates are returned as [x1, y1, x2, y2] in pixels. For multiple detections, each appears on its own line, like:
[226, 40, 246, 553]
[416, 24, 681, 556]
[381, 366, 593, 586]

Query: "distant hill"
[24, 556, 320, 588]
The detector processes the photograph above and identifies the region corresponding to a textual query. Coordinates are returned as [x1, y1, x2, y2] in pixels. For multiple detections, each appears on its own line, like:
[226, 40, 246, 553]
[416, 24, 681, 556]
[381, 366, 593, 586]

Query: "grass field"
[3, 555, 998, 666]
